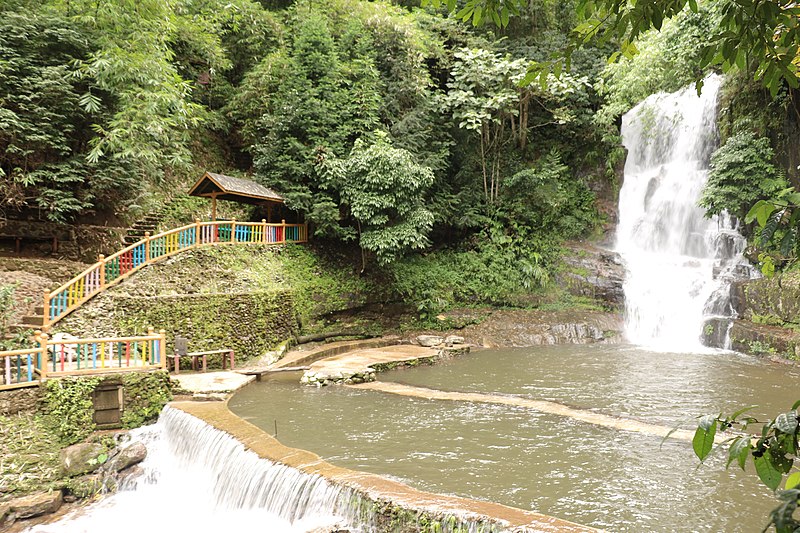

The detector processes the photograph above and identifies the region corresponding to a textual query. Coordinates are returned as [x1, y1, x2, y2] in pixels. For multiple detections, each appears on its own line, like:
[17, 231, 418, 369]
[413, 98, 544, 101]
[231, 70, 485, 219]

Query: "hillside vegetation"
[3, 0, 800, 312]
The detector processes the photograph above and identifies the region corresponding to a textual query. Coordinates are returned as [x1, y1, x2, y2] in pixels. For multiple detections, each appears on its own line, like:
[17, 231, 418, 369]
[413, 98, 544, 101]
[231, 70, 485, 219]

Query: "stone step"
[21, 315, 44, 326]
[8, 323, 39, 334]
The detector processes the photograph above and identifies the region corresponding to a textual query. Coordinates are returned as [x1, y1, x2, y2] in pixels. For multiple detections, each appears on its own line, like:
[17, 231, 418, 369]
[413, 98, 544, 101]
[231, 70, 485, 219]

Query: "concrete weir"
[171, 400, 599, 532]
[349, 382, 701, 443]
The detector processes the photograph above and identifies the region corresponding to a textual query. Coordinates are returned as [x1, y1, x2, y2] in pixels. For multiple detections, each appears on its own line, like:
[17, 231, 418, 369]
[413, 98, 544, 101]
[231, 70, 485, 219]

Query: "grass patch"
[0, 413, 62, 494]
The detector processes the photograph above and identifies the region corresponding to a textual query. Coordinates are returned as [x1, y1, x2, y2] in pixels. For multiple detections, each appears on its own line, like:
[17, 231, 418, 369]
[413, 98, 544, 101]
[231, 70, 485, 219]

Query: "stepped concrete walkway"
[173, 337, 459, 395]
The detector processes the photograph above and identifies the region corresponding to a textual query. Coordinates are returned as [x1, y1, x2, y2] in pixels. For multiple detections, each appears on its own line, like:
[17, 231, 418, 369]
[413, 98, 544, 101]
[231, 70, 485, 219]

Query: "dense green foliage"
[320, 133, 435, 266]
[430, 0, 800, 96]
[41, 377, 101, 445]
[0, 0, 618, 299]
[701, 131, 787, 222]
[692, 404, 800, 532]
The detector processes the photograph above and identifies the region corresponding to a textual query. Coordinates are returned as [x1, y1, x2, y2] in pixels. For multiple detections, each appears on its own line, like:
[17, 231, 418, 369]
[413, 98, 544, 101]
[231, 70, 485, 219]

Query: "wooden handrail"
[41, 219, 308, 329]
[44, 335, 161, 345]
[1, 329, 169, 389]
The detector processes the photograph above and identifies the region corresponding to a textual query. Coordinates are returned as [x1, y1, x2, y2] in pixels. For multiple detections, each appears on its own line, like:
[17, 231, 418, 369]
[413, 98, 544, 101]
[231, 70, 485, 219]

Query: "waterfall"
[30, 406, 362, 533]
[615, 74, 753, 351]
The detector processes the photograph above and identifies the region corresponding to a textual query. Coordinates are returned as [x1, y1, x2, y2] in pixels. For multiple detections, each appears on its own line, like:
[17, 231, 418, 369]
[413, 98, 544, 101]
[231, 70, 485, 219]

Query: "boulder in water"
[105, 442, 147, 473]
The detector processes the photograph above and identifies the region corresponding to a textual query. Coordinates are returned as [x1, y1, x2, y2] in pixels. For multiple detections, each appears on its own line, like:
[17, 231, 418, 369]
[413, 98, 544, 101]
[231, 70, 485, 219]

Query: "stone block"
[444, 335, 465, 346]
[416, 335, 443, 347]
[6, 491, 62, 520]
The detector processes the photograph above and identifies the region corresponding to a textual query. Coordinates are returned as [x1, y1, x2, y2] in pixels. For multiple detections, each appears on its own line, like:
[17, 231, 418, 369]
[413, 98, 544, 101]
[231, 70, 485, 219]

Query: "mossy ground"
[0, 413, 62, 494]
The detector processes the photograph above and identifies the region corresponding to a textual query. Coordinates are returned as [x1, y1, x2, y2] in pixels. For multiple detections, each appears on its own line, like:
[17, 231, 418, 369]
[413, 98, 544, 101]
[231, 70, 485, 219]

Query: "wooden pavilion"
[188, 172, 285, 221]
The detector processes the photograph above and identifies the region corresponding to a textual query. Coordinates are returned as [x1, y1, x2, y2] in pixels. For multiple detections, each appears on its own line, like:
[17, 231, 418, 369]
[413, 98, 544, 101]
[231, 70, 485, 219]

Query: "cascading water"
[615, 74, 754, 351]
[30, 406, 360, 533]
[31, 407, 494, 533]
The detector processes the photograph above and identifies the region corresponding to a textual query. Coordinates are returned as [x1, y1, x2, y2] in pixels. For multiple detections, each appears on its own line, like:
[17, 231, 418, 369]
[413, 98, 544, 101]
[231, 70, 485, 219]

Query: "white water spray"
[30, 407, 494, 533]
[615, 75, 753, 351]
[29, 407, 359, 533]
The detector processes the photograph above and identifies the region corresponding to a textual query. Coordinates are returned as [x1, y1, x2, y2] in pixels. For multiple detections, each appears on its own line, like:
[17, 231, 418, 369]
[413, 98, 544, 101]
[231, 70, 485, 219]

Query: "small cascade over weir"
[33, 407, 498, 533]
[615, 74, 755, 351]
[32, 406, 360, 533]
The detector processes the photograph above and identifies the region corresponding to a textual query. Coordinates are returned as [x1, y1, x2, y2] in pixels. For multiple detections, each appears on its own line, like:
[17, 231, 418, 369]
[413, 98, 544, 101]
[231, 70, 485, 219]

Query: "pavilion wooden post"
[211, 193, 218, 221]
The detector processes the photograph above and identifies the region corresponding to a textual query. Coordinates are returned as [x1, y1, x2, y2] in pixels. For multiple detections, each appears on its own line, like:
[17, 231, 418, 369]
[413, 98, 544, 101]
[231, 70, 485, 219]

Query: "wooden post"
[38, 331, 48, 379]
[159, 329, 167, 369]
[281, 219, 286, 243]
[231, 219, 237, 243]
[144, 232, 151, 261]
[195, 219, 201, 247]
[211, 194, 217, 221]
[98, 255, 106, 289]
[42, 291, 50, 331]
[261, 219, 267, 244]
[303, 222, 309, 242]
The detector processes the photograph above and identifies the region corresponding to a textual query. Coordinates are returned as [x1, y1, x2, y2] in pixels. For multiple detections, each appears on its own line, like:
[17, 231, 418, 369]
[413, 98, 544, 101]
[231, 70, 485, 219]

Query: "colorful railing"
[44, 219, 308, 329]
[1, 347, 44, 390]
[0, 329, 166, 390]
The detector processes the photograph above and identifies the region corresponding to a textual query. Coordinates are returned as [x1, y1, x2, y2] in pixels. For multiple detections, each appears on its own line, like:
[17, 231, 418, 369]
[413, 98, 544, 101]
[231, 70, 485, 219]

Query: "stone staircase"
[123, 213, 163, 246]
[8, 305, 46, 336]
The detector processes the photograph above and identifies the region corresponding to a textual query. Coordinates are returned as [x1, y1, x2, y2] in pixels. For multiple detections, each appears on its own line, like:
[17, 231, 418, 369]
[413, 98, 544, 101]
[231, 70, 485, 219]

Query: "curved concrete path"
[349, 382, 721, 444]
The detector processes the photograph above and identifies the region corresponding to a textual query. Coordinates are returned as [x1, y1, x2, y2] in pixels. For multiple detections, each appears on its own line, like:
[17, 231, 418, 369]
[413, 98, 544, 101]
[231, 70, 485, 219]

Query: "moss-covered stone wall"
[732, 272, 800, 325]
[0, 387, 41, 416]
[54, 245, 384, 364]
[39, 371, 173, 445]
[113, 290, 297, 360]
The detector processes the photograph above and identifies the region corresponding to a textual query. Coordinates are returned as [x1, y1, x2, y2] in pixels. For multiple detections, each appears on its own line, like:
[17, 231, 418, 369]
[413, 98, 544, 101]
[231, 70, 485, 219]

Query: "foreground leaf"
[694, 415, 717, 461]
[756, 451, 783, 491]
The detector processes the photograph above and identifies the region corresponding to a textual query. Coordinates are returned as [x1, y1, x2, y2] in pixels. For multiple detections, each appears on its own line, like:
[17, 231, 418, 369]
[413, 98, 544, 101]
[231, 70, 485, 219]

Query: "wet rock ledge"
[0, 434, 147, 529]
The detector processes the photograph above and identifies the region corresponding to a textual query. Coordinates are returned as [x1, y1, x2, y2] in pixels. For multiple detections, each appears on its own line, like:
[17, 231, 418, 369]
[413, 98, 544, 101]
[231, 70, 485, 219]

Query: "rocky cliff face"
[703, 271, 800, 360]
[557, 242, 625, 309]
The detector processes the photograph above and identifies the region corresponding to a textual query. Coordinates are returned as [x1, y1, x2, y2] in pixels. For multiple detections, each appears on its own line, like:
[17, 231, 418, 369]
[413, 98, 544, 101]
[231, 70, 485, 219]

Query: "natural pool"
[229, 343, 800, 532]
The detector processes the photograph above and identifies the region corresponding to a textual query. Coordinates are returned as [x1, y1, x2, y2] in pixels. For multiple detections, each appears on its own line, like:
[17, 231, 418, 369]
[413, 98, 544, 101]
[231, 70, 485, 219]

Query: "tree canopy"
[426, 0, 800, 96]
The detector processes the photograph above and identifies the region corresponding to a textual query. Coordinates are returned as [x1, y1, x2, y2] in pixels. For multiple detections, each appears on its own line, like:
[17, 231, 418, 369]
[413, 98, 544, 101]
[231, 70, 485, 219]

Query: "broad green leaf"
[693, 415, 717, 461]
[780, 231, 795, 257]
[727, 436, 750, 470]
[755, 451, 783, 490]
[785, 471, 800, 489]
